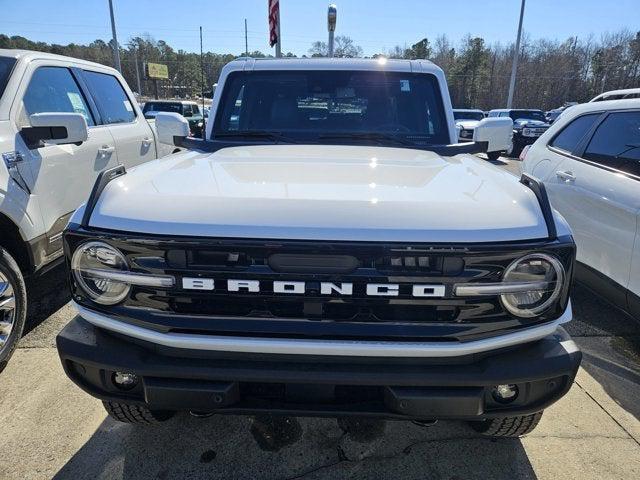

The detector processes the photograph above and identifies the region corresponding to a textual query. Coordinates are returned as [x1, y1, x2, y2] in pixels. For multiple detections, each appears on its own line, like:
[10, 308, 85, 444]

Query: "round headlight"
[71, 241, 130, 305]
[500, 253, 565, 318]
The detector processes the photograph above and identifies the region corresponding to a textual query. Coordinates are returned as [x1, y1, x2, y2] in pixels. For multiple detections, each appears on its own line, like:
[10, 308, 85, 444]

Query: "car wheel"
[506, 140, 522, 158]
[487, 151, 501, 161]
[0, 248, 27, 374]
[469, 411, 543, 438]
[103, 401, 175, 425]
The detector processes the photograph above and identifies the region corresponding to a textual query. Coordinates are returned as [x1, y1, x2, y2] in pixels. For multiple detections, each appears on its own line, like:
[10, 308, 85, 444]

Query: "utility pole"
[200, 26, 206, 139]
[507, 0, 525, 108]
[108, 0, 121, 73]
[327, 4, 337, 57]
[506, 0, 525, 108]
[244, 19, 249, 57]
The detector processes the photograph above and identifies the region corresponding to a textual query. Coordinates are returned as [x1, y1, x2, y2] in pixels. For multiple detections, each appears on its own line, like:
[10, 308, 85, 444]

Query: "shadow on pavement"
[23, 262, 70, 335]
[566, 282, 640, 419]
[53, 414, 538, 480]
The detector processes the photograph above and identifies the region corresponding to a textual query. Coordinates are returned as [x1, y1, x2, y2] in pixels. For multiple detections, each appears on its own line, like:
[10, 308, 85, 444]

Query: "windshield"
[142, 102, 182, 114]
[453, 111, 484, 121]
[0, 57, 16, 100]
[509, 110, 546, 122]
[213, 70, 449, 145]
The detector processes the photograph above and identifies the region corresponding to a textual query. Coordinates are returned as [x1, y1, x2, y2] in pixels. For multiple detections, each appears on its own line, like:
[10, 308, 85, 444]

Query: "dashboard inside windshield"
[213, 70, 449, 144]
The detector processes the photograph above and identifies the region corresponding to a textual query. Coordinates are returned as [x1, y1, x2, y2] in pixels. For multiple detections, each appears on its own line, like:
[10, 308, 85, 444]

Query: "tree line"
[1, 29, 638, 110]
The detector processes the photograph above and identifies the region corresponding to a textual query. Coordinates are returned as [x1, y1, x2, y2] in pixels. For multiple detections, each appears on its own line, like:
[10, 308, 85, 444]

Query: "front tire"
[469, 411, 543, 438]
[0, 248, 27, 374]
[103, 401, 175, 425]
[487, 151, 501, 161]
[506, 140, 522, 158]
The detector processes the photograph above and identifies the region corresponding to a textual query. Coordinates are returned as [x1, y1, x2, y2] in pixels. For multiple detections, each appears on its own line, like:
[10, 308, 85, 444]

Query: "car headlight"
[71, 241, 175, 305]
[500, 253, 565, 318]
[71, 241, 131, 305]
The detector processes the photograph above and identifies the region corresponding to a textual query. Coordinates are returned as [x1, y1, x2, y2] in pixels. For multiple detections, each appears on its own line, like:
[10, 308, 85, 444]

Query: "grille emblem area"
[181, 278, 445, 298]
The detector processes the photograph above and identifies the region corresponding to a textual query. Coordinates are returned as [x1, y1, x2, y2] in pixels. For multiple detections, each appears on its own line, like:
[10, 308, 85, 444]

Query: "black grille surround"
[64, 225, 575, 343]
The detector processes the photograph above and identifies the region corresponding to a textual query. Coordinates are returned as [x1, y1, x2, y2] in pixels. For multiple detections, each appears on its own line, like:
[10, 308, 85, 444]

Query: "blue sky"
[2, 0, 638, 56]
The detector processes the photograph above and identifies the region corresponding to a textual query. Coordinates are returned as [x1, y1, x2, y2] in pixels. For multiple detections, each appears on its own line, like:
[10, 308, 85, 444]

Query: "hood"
[455, 120, 480, 130]
[513, 119, 549, 128]
[88, 145, 549, 242]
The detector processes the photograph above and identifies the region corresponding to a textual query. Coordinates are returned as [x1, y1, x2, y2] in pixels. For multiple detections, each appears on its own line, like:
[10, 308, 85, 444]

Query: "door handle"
[98, 145, 115, 156]
[556, 170, 575, 182]
[142, 137, 152, 147]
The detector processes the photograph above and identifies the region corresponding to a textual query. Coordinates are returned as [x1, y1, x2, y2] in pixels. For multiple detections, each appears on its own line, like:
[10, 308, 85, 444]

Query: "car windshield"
[453, 111, 484, 121]
[213, 70, 449, 146]
[509, 110, 546, 122]
[0, 57, 16, 100]
[142, 102, 182, 114]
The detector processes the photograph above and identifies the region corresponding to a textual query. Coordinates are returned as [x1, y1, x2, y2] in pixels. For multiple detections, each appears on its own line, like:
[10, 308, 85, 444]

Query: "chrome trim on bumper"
[73, 302, 572, 357]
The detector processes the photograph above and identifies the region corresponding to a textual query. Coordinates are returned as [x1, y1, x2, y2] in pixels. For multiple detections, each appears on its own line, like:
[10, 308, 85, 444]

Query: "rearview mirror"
[21, 112, 88, 149]
[155, 112, 190, 146]
[473, 117, 513, 154]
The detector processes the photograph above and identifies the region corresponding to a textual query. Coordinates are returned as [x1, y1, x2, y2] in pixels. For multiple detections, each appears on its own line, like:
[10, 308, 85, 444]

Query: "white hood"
[88, 145, 549, 242]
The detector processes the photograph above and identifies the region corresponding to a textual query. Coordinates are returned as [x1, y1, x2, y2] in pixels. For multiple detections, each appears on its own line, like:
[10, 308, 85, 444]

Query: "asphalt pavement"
[0, 156, 639, 480]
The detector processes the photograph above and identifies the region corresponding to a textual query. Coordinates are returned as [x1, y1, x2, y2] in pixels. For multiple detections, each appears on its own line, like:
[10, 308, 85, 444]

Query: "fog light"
[112, 372, 138, 390]
[492, 384, 519, 403]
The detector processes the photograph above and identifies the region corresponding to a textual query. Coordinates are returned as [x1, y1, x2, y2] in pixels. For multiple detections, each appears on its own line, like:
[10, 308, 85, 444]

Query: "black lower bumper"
[57, 317, 581, 420]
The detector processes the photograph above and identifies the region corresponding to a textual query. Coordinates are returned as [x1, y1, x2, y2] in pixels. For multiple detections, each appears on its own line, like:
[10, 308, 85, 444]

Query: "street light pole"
[108, 0, 122, 73]
[506, 0, 526, 108]
[327, 4, 337, 57]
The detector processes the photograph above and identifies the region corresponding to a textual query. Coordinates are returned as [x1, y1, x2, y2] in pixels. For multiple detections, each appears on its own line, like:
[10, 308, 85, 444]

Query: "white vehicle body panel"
[87, 144, 551, 242]
[522, 98, 640, 296]
[0, 49, 161, 269]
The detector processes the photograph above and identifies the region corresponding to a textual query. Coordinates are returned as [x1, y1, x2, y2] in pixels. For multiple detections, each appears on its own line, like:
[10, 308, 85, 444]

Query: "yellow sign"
[147, 63, 168, 79]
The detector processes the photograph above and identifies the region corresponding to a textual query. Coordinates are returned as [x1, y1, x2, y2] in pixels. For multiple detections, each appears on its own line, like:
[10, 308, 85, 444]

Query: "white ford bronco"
[57, 58, 581, 437]
[0, 49, 171, 371]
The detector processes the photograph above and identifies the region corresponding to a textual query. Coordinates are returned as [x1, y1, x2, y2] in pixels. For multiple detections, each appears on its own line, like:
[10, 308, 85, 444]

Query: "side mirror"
[21, 112, 88, 149]
[473, 117, 513, 154]
[155, 112, 190, 146]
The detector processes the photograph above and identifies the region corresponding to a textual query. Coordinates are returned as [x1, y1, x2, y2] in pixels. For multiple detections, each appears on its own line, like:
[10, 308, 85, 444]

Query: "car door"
[545, 110, 640, 295]
[82, 69, 156, 168]
[10, 62, 119, 258]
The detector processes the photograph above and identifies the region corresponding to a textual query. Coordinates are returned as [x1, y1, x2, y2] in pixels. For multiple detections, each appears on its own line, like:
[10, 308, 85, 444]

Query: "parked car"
[57, 58, 580, 438]
[545, 108, 564, 124]
[0, 49, 168, 372]
[488, 109, 551, 157]
[142, 100, 205, 137]
[522, 98, 640, 318]
[453, 109, 509, 160]
[590, 88, 640, 102]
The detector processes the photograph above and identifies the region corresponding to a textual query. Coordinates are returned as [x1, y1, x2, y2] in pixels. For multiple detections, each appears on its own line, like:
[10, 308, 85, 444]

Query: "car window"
[214, 70, 449, 145]
[182, 104, 193, 116]
[22, 66, 95, 126]
[142, 102, 182, 114]
[0, 56, 16, 100]
[509, 110, 547, 122]
[583, 111, 640, 177]
[550, 113, 600, 153]
[83, 71, 135, 124]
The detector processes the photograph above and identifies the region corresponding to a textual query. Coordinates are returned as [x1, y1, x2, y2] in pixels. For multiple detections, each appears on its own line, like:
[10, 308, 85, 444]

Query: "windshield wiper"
[214, 131, 297, 144]
[318, 132, 415, 146]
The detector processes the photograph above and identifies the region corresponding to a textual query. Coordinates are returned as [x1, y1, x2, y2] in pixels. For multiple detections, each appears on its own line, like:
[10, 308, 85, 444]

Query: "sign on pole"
[147, 63, 169, 79]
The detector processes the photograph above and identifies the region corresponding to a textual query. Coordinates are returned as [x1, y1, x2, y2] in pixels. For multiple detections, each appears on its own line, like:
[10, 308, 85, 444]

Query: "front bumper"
[57, 316, 581, 420]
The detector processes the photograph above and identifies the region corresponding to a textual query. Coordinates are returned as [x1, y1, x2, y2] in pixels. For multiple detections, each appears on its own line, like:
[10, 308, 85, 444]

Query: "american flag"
[268, 0, 279, 47]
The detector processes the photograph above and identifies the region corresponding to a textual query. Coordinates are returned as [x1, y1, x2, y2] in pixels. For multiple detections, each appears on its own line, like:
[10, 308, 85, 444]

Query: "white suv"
[0, 49, 161, 370]
[522, 98, 640, 318]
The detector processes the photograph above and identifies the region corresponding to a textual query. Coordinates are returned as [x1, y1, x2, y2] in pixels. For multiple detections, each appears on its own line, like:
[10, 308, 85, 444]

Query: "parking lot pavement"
[1, 158, 639, 480]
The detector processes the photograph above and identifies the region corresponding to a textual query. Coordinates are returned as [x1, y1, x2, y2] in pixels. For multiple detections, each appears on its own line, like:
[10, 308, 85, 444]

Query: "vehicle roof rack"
[520, 173, 557, 240]
[81, 164, 126, 227]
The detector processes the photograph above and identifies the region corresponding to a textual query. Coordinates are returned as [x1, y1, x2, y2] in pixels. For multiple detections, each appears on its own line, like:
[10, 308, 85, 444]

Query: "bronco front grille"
[65, 230, 575, 342]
